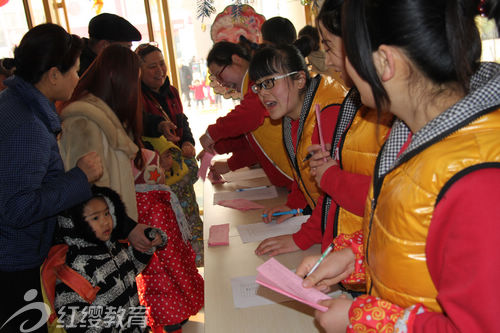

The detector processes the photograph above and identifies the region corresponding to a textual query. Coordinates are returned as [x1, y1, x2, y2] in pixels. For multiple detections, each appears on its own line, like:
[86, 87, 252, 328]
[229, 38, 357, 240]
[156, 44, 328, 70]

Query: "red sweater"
[292, 164, 371, 252]
[208, 86, 292, 188]
[207, 87, 267, 142]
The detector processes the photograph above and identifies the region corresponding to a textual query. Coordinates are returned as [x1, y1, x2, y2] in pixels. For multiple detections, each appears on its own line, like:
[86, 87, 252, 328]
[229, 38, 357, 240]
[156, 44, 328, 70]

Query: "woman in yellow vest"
[249, 41, 347, 221]
[255, 0, 393, 300]
[297, 0, 500, 331]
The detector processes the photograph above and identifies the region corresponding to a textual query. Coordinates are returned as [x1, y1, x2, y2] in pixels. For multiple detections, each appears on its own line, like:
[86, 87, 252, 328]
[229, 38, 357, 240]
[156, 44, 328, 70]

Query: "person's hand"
[158, 120, 180, 143]
[128, 223, 156, 252]
[254, 234, 300, 256]
[307, 144, 334, 178]
[159, 150, 173, 172]
[315, 295, 352, 333]
[211, 160, 230, 175]
[199, 132, 215, 154]
[181, 141, 196, 158]
[313, 159, 337, 185]
[296, 248, 356, 292]
[77, 151, 103, 183]
[262, 205, 296, 224]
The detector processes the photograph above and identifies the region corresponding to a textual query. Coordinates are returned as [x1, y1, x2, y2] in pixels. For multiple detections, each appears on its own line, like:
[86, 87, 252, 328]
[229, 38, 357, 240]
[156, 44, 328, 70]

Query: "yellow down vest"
[364, 108, 500, 312]
[289, 75, 348, 209]
[328, 107, 392, 237]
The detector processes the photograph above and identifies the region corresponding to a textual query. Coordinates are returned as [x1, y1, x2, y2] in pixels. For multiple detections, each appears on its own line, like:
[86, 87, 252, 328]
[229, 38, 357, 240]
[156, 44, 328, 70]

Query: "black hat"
[88, 13, 141, 42]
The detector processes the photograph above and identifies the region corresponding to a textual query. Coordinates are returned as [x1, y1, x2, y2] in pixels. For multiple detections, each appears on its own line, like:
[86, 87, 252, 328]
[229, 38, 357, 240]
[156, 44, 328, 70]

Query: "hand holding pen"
[262, 205, 301, 224]
[296, 247, 357, 293]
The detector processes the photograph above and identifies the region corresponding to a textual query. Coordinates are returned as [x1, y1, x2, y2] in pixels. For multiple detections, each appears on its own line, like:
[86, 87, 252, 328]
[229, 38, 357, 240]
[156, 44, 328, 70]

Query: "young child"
[132, 149, 204, 333]
[143, 136, 204, 267]
[189, 79, 206, 108]
[53, 185, 167, 332]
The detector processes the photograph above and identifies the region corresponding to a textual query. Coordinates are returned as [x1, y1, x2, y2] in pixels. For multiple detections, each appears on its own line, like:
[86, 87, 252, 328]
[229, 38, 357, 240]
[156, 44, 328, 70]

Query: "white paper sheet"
[230, 274, 346, 309]
[230, 275, 290, 308]
[213, 185, 278, 204]
[222, 168, 267, 182]
[236, 215, 310, 243]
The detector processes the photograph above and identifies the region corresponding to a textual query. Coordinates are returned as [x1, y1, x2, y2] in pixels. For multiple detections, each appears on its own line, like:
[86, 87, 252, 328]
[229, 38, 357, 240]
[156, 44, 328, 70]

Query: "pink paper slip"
[256, 258, 331, 312]
[208, 223, 230, 246]
[198, 152, 214, 181]
[217, 199, 265, 211]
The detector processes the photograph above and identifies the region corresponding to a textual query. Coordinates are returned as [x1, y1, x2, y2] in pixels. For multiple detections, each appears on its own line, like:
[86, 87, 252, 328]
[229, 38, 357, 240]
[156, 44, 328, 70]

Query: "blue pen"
[261, 208, 303, 218]
[236, 185, 269, 192]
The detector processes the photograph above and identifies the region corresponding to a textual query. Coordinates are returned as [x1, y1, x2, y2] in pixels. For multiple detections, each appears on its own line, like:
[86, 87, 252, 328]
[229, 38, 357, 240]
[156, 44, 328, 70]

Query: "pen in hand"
[261, 208, 303, 218]
[302, 153, 312, 162]
[304, 243, 334, 278]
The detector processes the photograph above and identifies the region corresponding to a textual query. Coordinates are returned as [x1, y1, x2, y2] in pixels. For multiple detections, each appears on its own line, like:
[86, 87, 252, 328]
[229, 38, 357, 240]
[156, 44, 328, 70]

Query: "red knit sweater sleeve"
[412, 167, 500, 332]
[292, 195, 325, 250]
[320, 165, 371, 217]
[206, 90, 267, 142]
[285, 180, 308, 209]
[227, 148, 259, 171]
[213, 135, 250, 155]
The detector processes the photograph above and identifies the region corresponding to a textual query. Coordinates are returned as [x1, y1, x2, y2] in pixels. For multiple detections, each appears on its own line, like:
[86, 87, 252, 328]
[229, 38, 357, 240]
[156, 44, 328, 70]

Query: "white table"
[202, 173, 327, 333]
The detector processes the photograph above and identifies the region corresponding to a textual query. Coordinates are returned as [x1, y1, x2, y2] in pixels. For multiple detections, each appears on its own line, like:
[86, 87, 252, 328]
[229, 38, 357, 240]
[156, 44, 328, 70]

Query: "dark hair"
[248, 44, 311, 95]
[12, 23, 82, 84]
[298, 25, 320, 51]
[67, 185, 127, 243]
[135, 43, 162, 60]
[67, 44, 143, 167]
[316, 0, 344, 36]
[343, 0, 482, 112]
[293, 36, 314, 58]
[0, 58, 14, 76]
[206, 41, 250, 67]
[261, 17, 297, 46]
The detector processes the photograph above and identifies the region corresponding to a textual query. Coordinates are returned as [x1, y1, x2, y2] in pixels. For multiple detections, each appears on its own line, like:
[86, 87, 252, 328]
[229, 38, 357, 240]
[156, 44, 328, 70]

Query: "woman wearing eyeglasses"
[199, 41, 295, 190]
[248, 42, 347, 224]
[254, 0, 393, 287]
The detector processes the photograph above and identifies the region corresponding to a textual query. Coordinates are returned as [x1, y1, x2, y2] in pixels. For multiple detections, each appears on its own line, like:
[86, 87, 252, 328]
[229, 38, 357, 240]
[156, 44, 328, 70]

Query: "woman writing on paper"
[297, 0, 500, 331]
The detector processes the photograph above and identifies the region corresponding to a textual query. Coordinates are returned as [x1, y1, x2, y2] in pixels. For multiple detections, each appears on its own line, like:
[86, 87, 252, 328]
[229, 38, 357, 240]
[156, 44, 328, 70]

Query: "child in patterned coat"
[53, 185, 167, 332]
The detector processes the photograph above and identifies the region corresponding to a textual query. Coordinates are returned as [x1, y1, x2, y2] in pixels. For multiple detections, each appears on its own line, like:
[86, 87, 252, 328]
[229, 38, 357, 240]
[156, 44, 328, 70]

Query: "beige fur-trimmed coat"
[58, 93, 139, 220]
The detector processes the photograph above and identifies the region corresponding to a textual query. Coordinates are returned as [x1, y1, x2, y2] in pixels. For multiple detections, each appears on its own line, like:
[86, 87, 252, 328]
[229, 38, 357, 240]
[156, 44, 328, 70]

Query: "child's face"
[255, 71, 306, 120]
[83, 198, 113, 242]
[159, 150, 173, 172]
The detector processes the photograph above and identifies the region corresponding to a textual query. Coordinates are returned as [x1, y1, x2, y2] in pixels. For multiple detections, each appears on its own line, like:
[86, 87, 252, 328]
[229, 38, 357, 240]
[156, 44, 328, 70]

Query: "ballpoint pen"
[302, 152, 312, 162]
[236, 185, 270, 192]
[304, 243, 334, 278]
[261, 208, 303, 218]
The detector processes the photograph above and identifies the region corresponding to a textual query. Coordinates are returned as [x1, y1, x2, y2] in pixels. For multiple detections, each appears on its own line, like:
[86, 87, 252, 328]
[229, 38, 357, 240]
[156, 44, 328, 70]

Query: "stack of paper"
[237, 215, 310, 243]
[208, 223, 229, 246]
[256, 258, 331, 312]
[222, 168, 266, 182]
[213, 185, 278, 204]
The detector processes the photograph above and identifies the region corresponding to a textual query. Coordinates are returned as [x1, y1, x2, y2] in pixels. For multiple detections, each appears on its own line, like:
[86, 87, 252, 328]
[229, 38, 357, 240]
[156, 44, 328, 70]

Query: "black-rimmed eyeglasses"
[251, 71, 298, 94]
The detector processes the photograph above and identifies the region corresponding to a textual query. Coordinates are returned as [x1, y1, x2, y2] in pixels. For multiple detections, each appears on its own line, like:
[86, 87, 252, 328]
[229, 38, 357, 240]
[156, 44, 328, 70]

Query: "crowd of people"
[1, 0, 500, 332]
